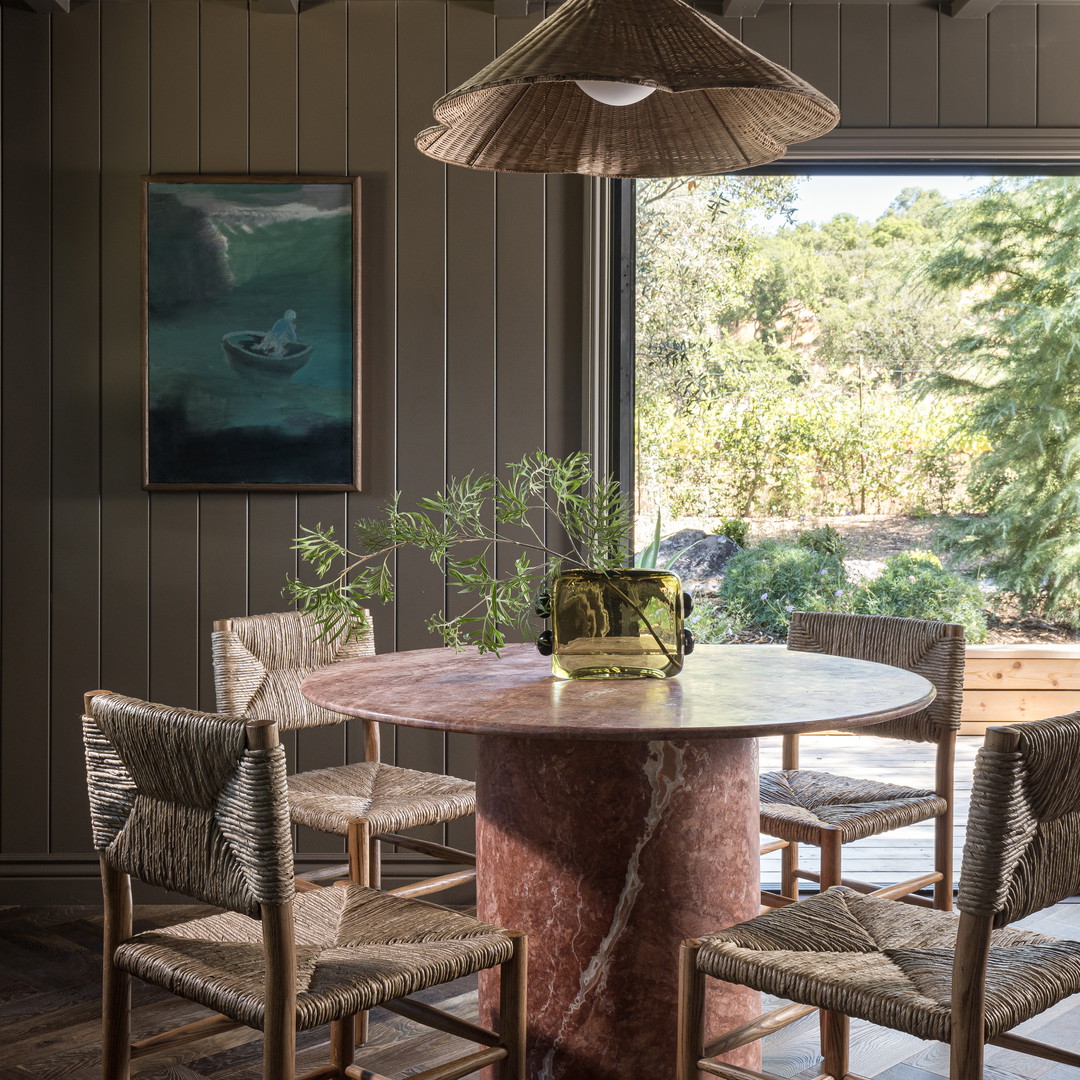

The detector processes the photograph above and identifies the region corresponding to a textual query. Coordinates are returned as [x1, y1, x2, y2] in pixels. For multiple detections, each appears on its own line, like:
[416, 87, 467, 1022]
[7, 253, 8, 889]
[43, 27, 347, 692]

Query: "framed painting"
[141, 175, 360, 490]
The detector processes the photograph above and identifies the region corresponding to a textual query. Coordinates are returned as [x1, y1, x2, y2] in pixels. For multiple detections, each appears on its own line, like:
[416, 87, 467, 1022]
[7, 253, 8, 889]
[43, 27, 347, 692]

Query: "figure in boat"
[257, 309, 298, 356]
[222, 309, 314, 382]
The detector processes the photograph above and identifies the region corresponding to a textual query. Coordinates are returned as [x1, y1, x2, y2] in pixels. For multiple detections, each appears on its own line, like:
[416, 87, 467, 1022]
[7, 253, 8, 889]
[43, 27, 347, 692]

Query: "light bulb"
[574, 80, 657, 107]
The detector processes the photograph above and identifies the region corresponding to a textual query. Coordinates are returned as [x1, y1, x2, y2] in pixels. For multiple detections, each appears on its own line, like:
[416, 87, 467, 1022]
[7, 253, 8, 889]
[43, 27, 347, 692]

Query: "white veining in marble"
[538, 740, 689, 1080]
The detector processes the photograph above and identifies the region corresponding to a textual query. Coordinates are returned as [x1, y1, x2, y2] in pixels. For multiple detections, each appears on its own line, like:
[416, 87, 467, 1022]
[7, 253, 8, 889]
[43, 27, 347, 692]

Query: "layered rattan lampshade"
[415, 0, 840, 178]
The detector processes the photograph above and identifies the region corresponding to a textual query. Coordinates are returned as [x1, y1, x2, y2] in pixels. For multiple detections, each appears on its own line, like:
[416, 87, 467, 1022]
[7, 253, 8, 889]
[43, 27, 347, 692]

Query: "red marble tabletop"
[301, 641, 935, 741]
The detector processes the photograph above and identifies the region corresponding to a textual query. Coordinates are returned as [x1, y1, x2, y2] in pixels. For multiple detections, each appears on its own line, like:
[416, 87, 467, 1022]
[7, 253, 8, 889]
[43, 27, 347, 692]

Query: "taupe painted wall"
[0, 0, 586, 899]
[718, 1, 1080, 129]
[2, 0, 1078, 900]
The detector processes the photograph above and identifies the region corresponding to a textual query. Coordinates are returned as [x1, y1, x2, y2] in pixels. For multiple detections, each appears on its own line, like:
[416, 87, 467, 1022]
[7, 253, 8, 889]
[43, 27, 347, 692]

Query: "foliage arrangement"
[850, 551, 988, 642]
[286, 452, 630, 654]
[717, 540, 849, 637]
[921, 177, 1080, 623]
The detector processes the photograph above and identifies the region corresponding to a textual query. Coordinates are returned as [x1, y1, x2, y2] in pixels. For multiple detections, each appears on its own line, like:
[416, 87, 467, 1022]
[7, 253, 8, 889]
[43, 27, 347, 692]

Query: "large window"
[630, 173, 1080, 643]
[634, 173, 992, 536]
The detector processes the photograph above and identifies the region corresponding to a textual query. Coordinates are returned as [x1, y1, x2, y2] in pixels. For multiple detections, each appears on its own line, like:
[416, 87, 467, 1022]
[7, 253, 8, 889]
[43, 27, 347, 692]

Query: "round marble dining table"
[302, 642, 935, 1080]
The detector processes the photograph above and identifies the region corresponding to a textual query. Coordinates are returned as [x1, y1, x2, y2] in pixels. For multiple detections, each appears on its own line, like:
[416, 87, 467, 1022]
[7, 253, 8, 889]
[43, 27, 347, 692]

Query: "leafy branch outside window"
[286, 452, 632, 655]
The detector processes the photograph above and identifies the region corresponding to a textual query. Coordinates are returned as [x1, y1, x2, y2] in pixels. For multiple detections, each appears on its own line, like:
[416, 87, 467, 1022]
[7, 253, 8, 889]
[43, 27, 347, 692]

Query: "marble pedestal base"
[476, 734, 761, 1080]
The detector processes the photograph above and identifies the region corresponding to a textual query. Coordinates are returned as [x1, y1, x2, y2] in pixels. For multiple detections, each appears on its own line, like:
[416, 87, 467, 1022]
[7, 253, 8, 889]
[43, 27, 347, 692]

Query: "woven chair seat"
[759, 768, 948, 845]
[115, 883, 512, 1033]
[286, 761, 477, 836]
[699, 886, 1080, 1045]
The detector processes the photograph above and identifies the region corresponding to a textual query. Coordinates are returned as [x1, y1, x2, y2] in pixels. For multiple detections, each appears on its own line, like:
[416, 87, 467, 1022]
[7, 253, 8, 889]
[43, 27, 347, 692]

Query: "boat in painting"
[221, 330, 314, 382]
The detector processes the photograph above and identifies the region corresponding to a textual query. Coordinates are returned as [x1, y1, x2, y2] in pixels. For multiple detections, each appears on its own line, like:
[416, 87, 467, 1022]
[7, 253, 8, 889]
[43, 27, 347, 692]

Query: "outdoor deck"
[759, 732, 979, 890]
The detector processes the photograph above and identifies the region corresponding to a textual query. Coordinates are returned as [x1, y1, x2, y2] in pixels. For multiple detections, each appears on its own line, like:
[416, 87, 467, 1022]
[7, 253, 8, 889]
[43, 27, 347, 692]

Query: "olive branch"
[285, 451, 632, 655]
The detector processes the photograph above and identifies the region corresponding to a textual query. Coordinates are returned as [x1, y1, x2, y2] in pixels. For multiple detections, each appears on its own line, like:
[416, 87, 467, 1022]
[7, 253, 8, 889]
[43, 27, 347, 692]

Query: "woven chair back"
[213, 610, 374, 730]
[958, 712, 1080, 926]
[82, 692, 294, 917]
[786, 611, 965, 744]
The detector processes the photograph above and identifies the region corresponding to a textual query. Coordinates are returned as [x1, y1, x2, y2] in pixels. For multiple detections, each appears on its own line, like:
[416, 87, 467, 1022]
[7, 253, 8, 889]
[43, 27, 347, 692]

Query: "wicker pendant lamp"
[415, 0, 840, 178]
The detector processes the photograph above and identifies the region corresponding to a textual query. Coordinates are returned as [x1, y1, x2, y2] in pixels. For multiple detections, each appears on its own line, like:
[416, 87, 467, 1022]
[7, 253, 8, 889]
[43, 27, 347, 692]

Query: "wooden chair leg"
[952, 912, 991, 1080]
[677, 940, 707, 1080]
[818, 829, 842, 892]
[330, 1017, 354, 1073]
[950, 1038, 984, 1080]
[368, 835, 381, 890]
[499, 932, 528, 1080]
[347, 821, 370, 886]
[780, 840, 799, 900]
[101, 860, 132, 1080]
[815, 830, 846, 1079]
[821, 1010, 849, 1080]
[101, 956, 132, 1079]
[262, 903, 297, 1080]
[935, 735, 955, 912]
[934, 809, 953, 911]
[263, 1016, 297, 1080]
[346, 821, 371, 1048]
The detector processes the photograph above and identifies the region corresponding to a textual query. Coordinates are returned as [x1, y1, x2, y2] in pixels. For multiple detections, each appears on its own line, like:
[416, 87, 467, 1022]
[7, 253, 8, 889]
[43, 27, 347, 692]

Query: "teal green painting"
[142, 176, 359, 489]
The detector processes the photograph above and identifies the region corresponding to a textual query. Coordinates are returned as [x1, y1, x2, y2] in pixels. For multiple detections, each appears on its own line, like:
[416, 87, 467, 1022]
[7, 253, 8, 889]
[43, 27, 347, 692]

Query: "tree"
[923, 177, 1080, 621]
[752, 192, 964, 385]
[636, 175, 802, 404]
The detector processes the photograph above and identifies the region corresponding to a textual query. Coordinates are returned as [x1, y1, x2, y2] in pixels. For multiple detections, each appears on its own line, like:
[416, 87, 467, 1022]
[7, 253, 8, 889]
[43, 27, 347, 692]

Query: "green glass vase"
[547, 568, 687, 680]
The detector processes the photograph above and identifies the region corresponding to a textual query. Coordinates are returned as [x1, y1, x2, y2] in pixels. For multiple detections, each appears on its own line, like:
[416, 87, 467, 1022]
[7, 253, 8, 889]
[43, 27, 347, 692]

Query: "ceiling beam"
[942, 0, 1003, 15]
[22, 0, 70, 12]
[254, 0, 299, 13]
[720, 0, 767, 15]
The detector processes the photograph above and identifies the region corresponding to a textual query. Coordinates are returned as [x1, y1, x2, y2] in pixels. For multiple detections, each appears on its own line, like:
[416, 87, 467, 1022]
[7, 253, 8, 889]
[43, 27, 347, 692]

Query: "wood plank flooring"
[2, 900, 1080, 1078]
[4, 735, 1080, 1079]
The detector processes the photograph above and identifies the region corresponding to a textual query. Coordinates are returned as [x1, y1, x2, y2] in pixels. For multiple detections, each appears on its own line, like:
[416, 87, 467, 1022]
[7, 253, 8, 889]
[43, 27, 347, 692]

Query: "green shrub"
[797, 524, 848, 558]
[718, 540, 849, 637]
[852, 550, 988, 642]
[716, 517, 750, 548]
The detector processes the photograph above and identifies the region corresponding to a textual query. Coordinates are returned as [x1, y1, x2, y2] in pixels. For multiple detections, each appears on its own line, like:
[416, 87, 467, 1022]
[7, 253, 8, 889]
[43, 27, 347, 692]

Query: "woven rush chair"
[678, 711, 1080, 1080]
[213, 611, 476, 896]
[83, 690, 526, 1080]
[760, 612, 965, 911]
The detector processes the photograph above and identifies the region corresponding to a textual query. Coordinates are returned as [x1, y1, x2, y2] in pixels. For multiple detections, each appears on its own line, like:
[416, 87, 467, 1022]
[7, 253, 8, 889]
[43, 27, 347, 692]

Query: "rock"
[643, 529, 741, 594]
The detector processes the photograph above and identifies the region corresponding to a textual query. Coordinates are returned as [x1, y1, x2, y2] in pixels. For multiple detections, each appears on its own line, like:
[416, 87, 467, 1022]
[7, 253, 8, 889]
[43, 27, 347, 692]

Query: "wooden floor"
[5, 734, 1080, 1080]
[3, 900, 1080, 1079]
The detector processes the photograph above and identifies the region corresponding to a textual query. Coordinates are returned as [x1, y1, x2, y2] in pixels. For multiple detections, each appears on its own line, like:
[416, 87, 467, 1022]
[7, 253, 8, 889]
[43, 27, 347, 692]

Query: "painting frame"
[141, 174, 361, 492]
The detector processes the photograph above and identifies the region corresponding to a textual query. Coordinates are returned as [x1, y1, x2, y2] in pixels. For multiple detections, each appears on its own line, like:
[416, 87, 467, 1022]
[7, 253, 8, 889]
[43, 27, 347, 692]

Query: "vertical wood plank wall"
[0, 0, 586, 899]
[1, 0, 1078, 900]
